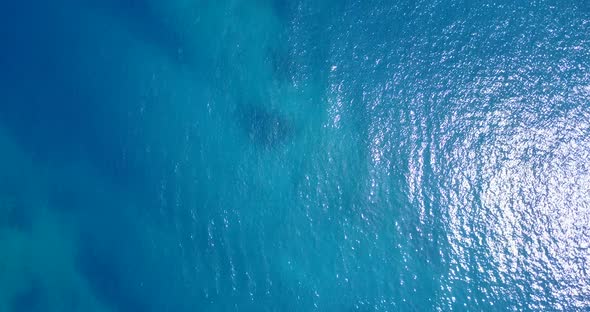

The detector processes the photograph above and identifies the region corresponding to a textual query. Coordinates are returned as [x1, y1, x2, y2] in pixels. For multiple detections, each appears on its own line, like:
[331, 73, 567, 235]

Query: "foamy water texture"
[0, 0, 589, 311]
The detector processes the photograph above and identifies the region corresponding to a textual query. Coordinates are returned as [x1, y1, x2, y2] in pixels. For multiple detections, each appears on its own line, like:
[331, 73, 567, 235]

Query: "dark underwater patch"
[0, 192, 33, 232]
[76, 233, 149, 312]
[239, 104, 295, 148]
[11, 278, 44, 312]
[6, 201, 33, 233]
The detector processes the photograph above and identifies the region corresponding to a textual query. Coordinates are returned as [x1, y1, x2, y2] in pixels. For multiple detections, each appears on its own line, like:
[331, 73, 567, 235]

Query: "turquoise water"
[1, 0, 589, 311]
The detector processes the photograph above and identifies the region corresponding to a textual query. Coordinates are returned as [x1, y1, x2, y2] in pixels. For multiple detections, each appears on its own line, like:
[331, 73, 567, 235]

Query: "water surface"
[0, 0, 589, 311]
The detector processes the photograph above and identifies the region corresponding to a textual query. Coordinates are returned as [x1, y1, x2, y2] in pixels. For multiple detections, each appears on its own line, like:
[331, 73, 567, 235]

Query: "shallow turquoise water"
[0, 0, 589, 311]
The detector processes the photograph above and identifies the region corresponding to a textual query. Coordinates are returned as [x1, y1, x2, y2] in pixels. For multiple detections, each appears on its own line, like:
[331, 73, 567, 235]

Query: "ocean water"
[1, 0, 589, 311]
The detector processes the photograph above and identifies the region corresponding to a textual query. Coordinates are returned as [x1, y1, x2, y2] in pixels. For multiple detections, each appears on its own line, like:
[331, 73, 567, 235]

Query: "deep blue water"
[1, 0, 589, 311]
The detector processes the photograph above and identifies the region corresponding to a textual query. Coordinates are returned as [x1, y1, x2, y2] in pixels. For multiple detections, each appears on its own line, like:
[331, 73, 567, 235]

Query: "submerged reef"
[239, 104, 295, 148]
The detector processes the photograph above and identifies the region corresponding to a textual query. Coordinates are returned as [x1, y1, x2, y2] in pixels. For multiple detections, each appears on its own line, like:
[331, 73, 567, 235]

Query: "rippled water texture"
[0, 0, 589, 311]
